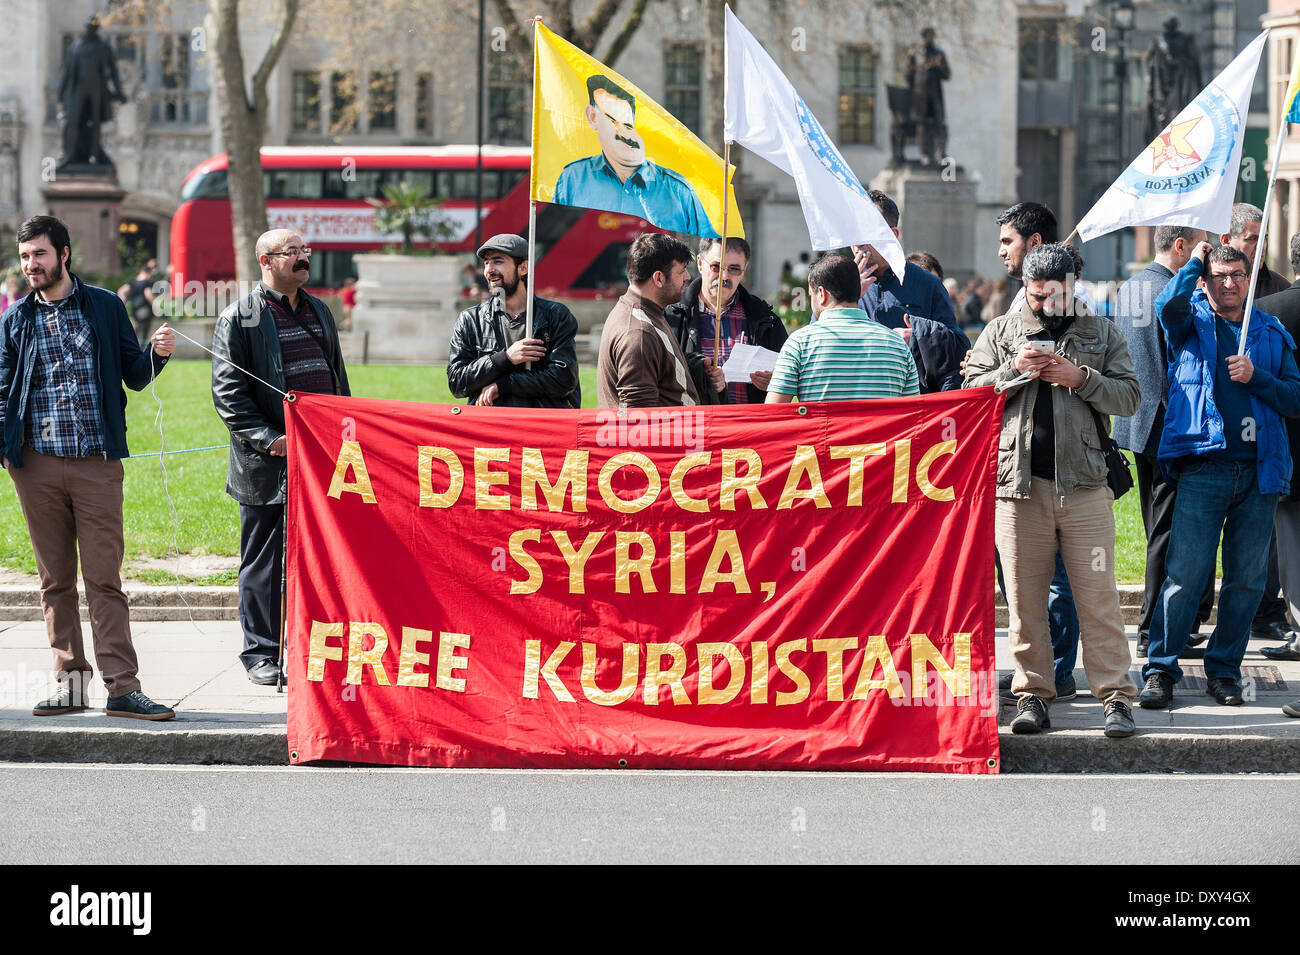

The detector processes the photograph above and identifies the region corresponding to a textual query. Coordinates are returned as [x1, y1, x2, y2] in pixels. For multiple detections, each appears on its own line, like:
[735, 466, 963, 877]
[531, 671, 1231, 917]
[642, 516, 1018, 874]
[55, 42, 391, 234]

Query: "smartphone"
[1029, 340, 1055, 354]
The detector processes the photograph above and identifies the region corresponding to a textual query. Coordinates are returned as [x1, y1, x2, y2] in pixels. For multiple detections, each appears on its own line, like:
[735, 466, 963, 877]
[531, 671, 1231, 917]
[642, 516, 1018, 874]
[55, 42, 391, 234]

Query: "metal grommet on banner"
[987, 758, 997, 769]
[451, 406, 462, 415]
[617, 758, 628, 768]
[285, 391, 298, 404]
[797, 405, 808, 416]
[290, 750, 299, 762]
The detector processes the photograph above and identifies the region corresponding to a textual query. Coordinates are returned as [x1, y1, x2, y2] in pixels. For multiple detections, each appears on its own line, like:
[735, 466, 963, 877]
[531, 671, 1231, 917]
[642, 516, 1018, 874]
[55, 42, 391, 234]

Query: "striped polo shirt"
[769, 306, 919, 401]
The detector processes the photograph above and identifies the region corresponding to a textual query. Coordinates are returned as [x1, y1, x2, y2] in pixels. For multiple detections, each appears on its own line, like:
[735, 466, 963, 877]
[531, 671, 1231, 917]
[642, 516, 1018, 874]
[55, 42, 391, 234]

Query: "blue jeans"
[996, 549, 1080, 685]
[1145, 458, 1277, 684]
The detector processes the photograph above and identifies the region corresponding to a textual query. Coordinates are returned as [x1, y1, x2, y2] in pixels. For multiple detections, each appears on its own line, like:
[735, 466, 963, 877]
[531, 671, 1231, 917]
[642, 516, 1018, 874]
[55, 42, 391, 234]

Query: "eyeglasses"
[265, 247, 312, 258]
[1208, 271, 1248, 285]
[706, 263, 745, 276]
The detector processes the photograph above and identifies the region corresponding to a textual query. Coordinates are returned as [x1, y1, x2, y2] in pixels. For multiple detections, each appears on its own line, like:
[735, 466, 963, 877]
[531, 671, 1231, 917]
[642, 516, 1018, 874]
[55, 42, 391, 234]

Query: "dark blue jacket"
[1155, 256, 1300, 495]
[0, 277, 167, 468]
[857, 260, 957, 329]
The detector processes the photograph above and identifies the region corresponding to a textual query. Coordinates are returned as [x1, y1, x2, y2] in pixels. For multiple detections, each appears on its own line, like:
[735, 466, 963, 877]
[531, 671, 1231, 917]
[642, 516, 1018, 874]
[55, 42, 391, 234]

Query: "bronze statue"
[56, 17, 128, 171]
[907, 27, 950, 167]
[1145, 17, 1202, 142]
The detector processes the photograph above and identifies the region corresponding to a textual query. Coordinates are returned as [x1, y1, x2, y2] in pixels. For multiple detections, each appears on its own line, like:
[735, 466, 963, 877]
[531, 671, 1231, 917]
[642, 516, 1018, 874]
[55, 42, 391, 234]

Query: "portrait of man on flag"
[531, 22, 742, 240]
[552, 74, 713, 237]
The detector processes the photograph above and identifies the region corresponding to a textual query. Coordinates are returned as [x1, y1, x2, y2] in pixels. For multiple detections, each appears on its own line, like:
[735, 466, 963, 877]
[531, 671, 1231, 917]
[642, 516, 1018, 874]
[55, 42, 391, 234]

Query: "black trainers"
[1055, 676, 1077, 702]
[1010, 695, 1050, 734]
[105, 690, 175, 721]
[32, 685, 90, 716]
[1104, 699, 1136, 738]
[1137, 673, 1174, 709]
[998, 671, 1015, 705]
[1136, 632, 1149, 658]
[1205, 677, 1244, 706]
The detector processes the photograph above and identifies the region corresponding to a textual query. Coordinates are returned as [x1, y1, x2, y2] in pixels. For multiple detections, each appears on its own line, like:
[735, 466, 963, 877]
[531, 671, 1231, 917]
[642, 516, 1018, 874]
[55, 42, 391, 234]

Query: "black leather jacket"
[211, 283, 350, 505]
[665, 279, 788, 405]
[447, 293, 580, 408]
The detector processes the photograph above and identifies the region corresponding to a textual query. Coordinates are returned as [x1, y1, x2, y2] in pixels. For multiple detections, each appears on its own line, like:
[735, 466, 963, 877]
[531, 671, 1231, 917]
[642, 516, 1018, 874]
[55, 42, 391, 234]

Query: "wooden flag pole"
[715, 142, 731, 367]
[1063, 227, 1079, 245]
[525, 15, 543, 369]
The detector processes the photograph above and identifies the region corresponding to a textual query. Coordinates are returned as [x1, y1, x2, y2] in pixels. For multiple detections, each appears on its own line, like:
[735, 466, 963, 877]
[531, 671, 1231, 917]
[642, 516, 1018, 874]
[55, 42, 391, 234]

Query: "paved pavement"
[0, 764, 1293, 864]
[0, 615, 1297, 772]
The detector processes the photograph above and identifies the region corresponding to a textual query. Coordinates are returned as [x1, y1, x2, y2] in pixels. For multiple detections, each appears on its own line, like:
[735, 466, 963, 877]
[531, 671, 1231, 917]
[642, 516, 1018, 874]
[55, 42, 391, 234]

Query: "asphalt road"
[1, 764, 1296, 865]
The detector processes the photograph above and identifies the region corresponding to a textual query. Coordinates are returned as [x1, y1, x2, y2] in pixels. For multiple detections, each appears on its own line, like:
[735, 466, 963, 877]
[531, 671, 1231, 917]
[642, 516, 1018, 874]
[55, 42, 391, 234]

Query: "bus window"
[398, 170, 435, 197]
[266, 170, 325, 199]
[569, 242, 631, 291]
[180, 168, 228, 200]
[312, 250, 357, 288]
[450, 171, 480, 198]
[498, 169, 526, 197]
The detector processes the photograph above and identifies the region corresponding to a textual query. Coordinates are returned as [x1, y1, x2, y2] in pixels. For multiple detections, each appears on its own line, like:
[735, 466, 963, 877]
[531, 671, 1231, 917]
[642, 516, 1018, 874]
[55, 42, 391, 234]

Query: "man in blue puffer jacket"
[1139, 241, 1300, 709]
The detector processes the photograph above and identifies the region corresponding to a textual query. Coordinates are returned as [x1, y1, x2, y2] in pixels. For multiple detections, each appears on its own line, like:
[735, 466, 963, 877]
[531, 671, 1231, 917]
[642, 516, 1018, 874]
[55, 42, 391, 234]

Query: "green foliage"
[367, 178, 456, 254]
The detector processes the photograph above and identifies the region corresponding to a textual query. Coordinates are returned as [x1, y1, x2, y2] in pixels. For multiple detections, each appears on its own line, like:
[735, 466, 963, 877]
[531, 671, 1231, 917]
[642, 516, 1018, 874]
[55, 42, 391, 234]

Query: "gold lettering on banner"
[668, 451, 712, 512]
[417, 446, 464, 507]
[397, 626, 433, 687]
[829, 444, 886, 507]
[698, 529, 751, 594]
[475, 448, 512, 509]
[327, 440, 377, 503]
[812, 638, 859, 702]
[916, 441, 957, 502]
[615, 531, 657, 594]
[697, 642, 745, 704]
[307, 620, 345, 681]
[910, 632, 971, 697]
[774, 638, 810, 706]
[436, 631, 471, 692]
[551, 530, 604, 594]
[643, 643, 689, 704]
[522, 640, 575, 702]
[581, 642, 639, 706]
[669, 530, 686, 594]
[509, 530, 543, 595]
[777, 445, 831, 510]
[851, 634, 904, 699]
[750, 640, 769, 704]
[346, 622, 392, 685]
[720, 449, 767, 511]
[892, 439, 912, 504]
[521, 448, 589, 512]
[598, 452, 661, 514]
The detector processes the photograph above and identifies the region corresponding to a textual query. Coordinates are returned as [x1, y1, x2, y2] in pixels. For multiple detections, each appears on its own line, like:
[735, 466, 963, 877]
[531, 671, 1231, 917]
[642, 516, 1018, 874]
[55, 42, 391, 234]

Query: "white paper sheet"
[721, 342, 782, 383]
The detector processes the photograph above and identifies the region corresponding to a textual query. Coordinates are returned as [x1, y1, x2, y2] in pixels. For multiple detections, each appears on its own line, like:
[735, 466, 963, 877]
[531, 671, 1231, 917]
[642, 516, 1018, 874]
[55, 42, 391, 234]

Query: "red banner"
[284, 389, 1004, 772]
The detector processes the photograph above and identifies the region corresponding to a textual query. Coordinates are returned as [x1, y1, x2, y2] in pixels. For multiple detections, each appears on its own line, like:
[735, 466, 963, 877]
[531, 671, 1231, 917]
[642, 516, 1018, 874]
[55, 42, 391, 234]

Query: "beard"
[26, 257, 64, 292]
[1030, 301, 1071, 331]
[488, 271, 520, 297]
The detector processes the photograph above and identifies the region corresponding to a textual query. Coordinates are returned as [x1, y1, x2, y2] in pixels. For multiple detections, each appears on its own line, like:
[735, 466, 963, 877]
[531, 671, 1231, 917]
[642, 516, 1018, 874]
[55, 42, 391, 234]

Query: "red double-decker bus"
[169, 146, 656, 302]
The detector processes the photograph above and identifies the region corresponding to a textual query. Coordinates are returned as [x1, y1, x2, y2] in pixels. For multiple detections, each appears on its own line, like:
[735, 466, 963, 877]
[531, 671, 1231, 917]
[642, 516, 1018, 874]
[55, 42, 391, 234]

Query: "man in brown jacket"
[598, 232, 711, 408]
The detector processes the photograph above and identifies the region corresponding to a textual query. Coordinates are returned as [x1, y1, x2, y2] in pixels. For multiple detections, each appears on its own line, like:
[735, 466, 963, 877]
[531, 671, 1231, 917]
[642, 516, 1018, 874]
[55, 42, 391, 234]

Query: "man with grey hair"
[1221, 202, 1294, 643]
[965, 243, 1140, 738]
[212, 228, 351, 686]
[1114, 225, 1215, 658]
[1256, 231, 1300, 669]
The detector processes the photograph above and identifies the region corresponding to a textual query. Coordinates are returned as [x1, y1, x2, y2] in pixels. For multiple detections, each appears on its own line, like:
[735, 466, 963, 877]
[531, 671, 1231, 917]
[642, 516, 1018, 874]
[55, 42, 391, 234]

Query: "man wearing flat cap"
[447, 234, 581, 408]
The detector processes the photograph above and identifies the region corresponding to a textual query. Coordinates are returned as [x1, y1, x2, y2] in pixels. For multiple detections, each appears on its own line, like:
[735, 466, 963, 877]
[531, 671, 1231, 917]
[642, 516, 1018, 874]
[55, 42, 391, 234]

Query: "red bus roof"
[182, 145, 531, 186]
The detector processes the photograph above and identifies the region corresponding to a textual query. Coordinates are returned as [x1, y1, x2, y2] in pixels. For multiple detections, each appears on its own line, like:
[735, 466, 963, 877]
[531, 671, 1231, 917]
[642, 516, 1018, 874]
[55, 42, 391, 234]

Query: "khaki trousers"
[8, 450, 141, 696]
[996, 478, 1135, 707]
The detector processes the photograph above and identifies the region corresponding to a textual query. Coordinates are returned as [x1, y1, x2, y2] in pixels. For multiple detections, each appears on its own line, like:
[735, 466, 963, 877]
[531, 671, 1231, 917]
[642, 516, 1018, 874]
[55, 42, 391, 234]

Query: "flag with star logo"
[1077, 31, 1266, 243]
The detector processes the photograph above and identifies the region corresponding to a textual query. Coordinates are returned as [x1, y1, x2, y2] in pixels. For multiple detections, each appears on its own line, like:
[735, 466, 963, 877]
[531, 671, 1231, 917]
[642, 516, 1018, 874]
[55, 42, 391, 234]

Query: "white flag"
[723, 6, 905, 279]
[1076, 31, 1266, 243]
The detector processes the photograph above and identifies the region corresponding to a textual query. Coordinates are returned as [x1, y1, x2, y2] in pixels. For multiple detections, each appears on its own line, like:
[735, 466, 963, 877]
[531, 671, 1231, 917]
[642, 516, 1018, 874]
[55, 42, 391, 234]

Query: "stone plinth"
[352, 253, 462, 363]
[870, 165, 979, 280]
[41, 173, 126, 275]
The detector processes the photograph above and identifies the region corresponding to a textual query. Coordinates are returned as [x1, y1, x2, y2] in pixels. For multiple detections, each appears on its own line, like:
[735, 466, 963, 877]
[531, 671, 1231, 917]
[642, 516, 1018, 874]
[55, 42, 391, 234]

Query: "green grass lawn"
[0, 359, 1168, 584]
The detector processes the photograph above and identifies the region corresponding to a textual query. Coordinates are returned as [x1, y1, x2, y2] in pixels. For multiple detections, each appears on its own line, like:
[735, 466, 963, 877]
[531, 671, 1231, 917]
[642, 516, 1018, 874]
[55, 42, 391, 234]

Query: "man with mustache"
[212, 229, 350, 686]
[964, 243, 1140, 738]
[553, 75, 714, 238]
[1, 215, 176, 720]
[664, 236, 786, 405]
[447, 233, 580, 408]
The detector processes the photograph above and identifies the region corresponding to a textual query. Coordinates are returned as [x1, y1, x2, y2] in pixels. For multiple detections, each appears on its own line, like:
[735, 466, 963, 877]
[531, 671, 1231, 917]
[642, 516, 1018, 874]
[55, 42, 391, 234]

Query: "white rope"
[146, 340, 198, 629]
[170, 324, 291, 398]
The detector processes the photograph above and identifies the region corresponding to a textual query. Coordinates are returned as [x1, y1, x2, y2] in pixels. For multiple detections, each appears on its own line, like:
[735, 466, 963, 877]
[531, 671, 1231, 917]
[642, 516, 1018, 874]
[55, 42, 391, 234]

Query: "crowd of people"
[4, 196, 1300, 740]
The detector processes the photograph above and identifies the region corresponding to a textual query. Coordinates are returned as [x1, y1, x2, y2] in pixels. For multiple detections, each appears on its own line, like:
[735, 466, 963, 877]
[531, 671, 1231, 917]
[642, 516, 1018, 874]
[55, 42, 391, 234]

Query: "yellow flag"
[530, 21, 743, 239]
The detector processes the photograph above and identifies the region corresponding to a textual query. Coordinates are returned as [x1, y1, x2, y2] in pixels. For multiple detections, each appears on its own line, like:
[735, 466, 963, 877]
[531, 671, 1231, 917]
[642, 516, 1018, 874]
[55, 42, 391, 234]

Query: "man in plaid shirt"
[0, 216, 177, 720]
